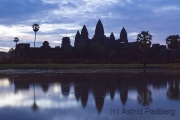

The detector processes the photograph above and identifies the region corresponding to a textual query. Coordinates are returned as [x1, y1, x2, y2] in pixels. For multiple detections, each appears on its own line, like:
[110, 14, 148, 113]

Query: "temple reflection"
[80, 84, 89, 108]
[119, 82, 128, 105]
[61, 82, 71, 97]
[41, 84, 49, 93]
[92, 79, 106, 113]
[1, 72, 180, 114]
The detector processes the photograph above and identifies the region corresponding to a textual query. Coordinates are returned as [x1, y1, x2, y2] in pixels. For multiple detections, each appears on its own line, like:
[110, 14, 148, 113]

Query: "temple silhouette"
[9, 19, 180, 63]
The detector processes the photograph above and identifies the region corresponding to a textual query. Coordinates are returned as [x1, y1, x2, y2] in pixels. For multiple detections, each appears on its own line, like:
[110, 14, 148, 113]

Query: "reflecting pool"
[0, 72, 180, 120]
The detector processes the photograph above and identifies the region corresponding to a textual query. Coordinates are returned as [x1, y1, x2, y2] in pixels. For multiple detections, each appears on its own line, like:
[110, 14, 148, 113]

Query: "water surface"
[0, 72, 180, 120]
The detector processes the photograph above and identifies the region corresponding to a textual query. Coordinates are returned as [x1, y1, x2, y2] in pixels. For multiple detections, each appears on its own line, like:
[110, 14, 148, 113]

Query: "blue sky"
[0, 0, 179, 52]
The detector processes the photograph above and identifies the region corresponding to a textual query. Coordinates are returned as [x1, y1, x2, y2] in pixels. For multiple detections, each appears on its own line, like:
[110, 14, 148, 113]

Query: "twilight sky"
[0, 0, 179, 52]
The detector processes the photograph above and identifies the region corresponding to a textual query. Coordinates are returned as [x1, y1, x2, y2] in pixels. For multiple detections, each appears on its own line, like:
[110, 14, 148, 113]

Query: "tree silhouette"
[13, 37, 19, 46]
[32, 24, 40, 48]
[166, 35, 180, 60]
[136, 31, 152, 68]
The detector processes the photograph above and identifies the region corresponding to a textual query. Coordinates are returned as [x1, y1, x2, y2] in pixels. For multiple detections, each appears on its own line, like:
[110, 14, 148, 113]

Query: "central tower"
[93, 19, 104, 41]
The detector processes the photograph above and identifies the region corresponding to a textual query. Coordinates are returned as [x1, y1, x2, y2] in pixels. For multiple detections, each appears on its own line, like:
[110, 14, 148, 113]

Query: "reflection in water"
[0, 78, 10, 87]
[167, 80, 180, 100]
[80, 84, 89, 108]
[92, 80, 106, 113]
[41, 84, 49, 93]
[74, 84, 81, 101]
[137, 71, 152, 106]
[0, 72, 180, 120]
[108, 80, 115, 100]
[137, 83, 152, 106]
[119, 83, 128, 105]
[61, 82, 71, 97]
[32, 83, 38, 111]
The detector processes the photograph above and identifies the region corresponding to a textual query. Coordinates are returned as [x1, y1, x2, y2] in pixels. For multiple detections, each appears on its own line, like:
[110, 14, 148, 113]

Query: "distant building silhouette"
[41, 41, 51, 48]
[61, 37, 71, 49]
[93, 19, 105, 41]
[10, 19, 178, 63]
[109, 32, 115, 41]
[74, 31, 81, 47]
[81, 25, 88, 42]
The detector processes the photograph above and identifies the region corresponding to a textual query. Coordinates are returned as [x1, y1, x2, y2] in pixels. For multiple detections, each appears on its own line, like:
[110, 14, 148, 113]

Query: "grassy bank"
[0, 64, 180, 70]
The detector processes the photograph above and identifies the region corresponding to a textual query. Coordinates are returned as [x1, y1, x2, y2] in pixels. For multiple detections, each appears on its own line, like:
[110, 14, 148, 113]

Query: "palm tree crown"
[13, 37, 19, 46]
[32, 24, 40, 32]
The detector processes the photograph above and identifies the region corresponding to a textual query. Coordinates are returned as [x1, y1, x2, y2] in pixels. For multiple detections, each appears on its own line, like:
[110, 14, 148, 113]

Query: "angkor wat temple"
[10, 19, 180, 63]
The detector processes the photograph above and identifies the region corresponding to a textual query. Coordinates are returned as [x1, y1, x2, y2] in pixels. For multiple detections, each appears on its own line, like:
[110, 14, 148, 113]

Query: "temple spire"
[110, 32, 115, 41]
[93, 19, 104, 41]
[74, 31, 81, 47]
[120, 27, 128, 43]
[81, 25, 88, 40]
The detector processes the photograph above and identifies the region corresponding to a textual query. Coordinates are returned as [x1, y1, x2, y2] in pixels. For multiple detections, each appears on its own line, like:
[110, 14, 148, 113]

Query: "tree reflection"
[32, 83, 38, 111]
[167, 80, 180, 100]
[137, 83, 152, 106]
[137, 72, 152, 106]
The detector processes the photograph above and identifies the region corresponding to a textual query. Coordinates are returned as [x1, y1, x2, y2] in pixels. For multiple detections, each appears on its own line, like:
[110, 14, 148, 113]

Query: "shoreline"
[0, 63, 180, 75]
[0, 67, 179, 75]
[0, 63, 180, 69]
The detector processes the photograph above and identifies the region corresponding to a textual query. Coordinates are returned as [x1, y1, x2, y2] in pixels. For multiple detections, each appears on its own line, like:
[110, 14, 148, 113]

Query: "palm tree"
[136, 31, 152, 68]
[13, 37, 19, 47]
[166, 35, 180, 61]
[32, 24, 40, 48]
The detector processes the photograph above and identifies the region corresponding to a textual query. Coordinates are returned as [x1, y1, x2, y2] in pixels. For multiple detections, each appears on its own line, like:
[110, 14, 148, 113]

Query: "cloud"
[0, 47, 11, 52]
[0, 0, 58, 25]
[154, 5, 180, 13]
[0, 0, 179, 51]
